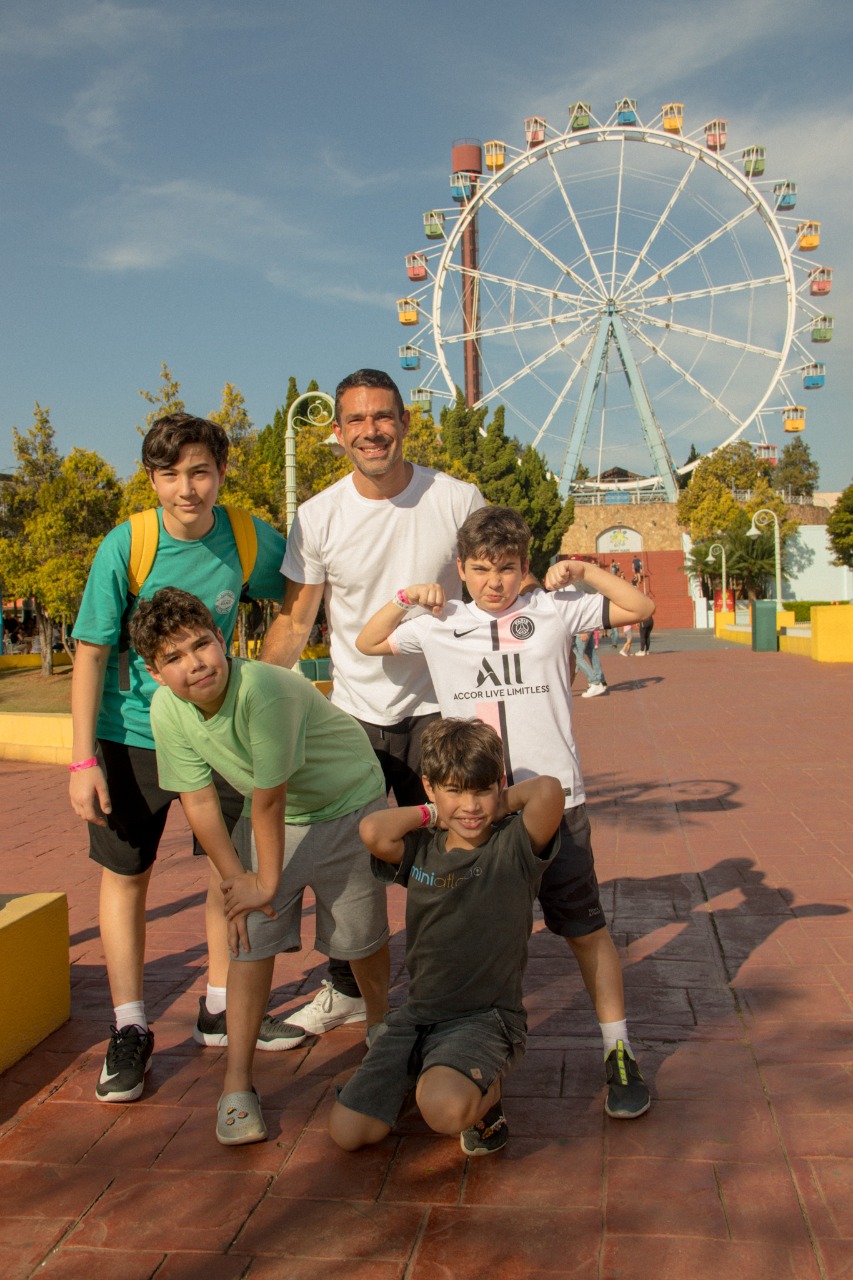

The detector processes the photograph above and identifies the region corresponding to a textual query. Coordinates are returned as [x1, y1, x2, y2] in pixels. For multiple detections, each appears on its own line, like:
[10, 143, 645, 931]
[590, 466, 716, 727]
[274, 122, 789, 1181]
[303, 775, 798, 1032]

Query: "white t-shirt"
[388, 589, 606, 806]
[282, 466, 485, 724]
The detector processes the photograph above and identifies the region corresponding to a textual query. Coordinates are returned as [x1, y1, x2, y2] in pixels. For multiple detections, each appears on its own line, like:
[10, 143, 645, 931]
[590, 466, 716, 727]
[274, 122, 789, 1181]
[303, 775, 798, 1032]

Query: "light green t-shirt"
[150, 659, 384, 824]
[72, 506, 287, 749]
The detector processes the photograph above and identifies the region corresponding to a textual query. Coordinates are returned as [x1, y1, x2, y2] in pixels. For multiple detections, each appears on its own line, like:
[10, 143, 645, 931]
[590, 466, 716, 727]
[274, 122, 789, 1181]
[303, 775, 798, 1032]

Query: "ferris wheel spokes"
[618, 153, 701, 296]
[639, 274, 788, 309]
[621, 203, 762, 301]
[629, 322, 756, 433]
[473, 319, 599, 405]
[545, 152, 609, 296]
[640, 314, 784, 360]
[530, 345, 595, 451]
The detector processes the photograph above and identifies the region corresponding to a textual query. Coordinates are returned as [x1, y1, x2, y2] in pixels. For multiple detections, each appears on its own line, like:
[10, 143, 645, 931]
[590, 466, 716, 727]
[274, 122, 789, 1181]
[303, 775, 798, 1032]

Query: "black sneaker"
[460, 1102, 508, 1156]
[604, 1040, 650, 1118]
[95, 1024, 154, 1103]
[192, 997, 307, 1051]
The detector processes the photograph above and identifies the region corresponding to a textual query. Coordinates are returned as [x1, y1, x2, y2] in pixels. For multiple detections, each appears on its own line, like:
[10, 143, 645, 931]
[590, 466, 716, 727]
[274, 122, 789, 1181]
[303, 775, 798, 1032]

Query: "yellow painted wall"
[0, 713, 73, 764]
[779, 633, 813, 658]
[0, 654, 72, 671]
[811, 605, 853, 663]
[0, 893, 70, 1072]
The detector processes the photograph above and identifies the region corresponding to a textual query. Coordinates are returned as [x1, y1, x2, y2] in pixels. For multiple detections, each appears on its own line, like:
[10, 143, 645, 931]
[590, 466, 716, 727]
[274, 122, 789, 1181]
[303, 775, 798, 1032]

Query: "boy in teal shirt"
[70, 413, 291, 1105]
[129, 586, 389, 1145]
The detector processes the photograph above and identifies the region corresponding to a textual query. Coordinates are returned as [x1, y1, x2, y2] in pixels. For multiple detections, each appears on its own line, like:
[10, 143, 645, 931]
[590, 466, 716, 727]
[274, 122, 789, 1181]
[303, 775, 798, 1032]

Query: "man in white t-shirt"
[261, 369, 485, 1034]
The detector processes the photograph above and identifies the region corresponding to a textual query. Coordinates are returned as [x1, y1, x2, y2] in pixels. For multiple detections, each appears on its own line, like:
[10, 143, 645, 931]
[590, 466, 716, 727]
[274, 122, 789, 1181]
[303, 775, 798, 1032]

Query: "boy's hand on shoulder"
[406, 583, 446, 615]
[544, 559, 585, 592]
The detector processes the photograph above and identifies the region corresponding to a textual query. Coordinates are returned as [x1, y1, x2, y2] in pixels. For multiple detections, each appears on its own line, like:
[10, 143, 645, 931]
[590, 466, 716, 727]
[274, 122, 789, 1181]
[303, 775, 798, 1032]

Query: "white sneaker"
[582, 683, 608, 698]
[283, 980, 366, 1036]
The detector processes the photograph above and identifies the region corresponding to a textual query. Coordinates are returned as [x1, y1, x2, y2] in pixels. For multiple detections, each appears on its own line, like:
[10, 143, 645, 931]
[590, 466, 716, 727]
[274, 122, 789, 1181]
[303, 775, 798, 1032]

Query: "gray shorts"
[231, 795, 389, 964]
[337, 1004, 526, 1129]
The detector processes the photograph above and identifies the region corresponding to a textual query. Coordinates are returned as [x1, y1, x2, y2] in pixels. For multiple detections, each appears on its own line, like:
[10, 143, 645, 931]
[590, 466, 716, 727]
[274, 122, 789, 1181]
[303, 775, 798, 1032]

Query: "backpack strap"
[221, 505, 258, 596]
[127, 508, 160, 596]
[117, 505, 258, 691]
[118, 509, 161, 692]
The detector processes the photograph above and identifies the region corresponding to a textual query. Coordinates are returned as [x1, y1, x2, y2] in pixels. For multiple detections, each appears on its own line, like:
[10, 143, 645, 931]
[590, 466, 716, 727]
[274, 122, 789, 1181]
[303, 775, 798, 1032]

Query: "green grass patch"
[0, 666, 73, 714]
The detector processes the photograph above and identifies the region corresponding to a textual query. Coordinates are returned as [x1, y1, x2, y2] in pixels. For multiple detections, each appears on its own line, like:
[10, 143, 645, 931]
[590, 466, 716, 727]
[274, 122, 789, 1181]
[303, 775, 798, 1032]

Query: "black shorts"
[537, 804, 607, 938]
[88, 739, 244, 877]
[356, 712, 440, 806]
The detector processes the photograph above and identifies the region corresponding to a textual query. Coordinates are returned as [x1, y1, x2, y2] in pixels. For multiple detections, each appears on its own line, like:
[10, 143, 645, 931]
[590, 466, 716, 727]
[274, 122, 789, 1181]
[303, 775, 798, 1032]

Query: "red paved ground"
[1, 641, 851, 1279]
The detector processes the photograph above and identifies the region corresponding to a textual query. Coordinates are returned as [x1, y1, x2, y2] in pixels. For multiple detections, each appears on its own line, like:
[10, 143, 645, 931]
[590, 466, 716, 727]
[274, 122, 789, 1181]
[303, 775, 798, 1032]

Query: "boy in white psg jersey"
[357, 506, 656, 1119]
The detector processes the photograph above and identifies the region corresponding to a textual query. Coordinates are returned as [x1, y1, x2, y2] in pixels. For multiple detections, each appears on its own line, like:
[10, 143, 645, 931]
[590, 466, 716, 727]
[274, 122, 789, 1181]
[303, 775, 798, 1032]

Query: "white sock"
[114, 1001, 147, 1031]
[600, 1019, 631, 1058]
[206, 984, 228, 1015]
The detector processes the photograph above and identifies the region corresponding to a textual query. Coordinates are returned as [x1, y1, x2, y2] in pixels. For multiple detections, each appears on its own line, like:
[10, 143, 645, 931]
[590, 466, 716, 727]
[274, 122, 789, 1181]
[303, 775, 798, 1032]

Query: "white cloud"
[83, 178, 303, 271]
[0, 1, 175, 58]
[267, 271, 398, 311]
[60, 65, 142, 160]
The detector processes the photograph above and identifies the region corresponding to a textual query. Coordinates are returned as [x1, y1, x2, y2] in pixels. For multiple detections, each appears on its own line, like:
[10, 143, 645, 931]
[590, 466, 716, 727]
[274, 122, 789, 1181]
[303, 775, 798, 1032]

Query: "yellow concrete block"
[0, 654, 72, 671]
[811, 605, 853, 664]
[779, 633, 812, 658]
[0, 712, 72, 764]
[776, 610, 796, 628]
[0, 892, 70, 1073]
[714, 610, 735, 637]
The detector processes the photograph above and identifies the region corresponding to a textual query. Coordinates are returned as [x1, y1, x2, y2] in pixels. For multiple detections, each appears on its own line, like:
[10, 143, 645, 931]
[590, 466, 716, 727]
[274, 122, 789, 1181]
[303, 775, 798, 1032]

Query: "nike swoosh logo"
[454, 628, 478, 637]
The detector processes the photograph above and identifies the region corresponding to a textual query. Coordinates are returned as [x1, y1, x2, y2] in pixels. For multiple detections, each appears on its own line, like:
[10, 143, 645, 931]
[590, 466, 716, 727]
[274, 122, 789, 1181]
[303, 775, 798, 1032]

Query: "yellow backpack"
[118, 505, 258, 689]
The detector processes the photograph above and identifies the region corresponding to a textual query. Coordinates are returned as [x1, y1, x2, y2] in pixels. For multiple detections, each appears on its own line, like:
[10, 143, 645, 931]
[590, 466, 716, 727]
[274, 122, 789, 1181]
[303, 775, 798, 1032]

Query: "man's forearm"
[259, 612, 312, 668]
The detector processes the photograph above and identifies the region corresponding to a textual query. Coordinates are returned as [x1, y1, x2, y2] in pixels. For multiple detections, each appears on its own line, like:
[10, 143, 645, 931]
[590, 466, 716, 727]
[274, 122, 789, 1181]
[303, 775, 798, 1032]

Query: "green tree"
[677, 442, 764, 541]
[211, 382, 278, 522]
[0, 407, 121, 673]
[772, 437, 820, 499]
[827, 480, 853, 568]
[121, 363, 187, 518]
[137, 362, 185, 431]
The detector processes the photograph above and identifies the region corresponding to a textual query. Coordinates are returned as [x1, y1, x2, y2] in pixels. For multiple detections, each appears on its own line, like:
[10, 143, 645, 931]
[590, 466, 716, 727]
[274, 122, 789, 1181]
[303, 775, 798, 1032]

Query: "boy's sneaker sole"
[281, 980, 366, 1037]
[604, 1040, 651, 1119]
[460, 1102, 508, 1156]
[95, 1024, 154, 1103]
[193, 998, 307, 1051]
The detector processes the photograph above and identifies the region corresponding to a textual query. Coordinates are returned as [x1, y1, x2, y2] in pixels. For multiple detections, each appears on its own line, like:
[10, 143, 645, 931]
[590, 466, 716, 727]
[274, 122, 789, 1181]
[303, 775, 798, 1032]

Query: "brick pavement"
[0, 642, 851, 1279]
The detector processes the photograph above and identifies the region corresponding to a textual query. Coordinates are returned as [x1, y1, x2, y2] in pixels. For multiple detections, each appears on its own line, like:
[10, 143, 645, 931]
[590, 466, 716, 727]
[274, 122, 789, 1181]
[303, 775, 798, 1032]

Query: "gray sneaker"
[283, 980, 366, 1036]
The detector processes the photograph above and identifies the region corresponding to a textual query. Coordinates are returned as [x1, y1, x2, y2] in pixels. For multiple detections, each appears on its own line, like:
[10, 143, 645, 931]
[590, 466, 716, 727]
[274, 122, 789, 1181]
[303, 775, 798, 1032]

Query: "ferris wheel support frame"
[562, 307, 680, 500]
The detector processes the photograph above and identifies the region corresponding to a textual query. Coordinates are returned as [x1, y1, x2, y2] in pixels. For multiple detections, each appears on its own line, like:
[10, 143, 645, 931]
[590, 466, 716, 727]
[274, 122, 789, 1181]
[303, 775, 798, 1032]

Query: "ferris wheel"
[396, 99, 832, 500]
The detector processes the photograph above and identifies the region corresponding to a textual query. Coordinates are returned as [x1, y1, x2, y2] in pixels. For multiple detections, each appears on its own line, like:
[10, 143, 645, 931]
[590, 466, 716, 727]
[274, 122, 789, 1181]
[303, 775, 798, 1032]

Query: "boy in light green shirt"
[130, 586, 389, 1146]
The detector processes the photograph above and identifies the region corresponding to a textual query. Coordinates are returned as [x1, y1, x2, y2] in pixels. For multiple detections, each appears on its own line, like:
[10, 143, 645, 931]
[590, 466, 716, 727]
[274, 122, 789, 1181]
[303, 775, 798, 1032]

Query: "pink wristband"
[418, 803, 438, 828]
[68, 756, 98, 773]
[393, 588, 413, 610]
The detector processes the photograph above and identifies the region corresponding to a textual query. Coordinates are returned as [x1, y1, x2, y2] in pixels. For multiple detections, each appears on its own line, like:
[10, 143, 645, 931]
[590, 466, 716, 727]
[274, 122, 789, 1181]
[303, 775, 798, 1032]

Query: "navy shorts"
[337, 1004, 526, 1129]
[536, 804, 607, 938]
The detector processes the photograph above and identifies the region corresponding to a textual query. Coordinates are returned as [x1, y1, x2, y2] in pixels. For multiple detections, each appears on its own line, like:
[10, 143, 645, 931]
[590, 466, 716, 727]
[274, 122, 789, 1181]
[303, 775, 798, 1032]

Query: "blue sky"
[2, 0, 851, 491]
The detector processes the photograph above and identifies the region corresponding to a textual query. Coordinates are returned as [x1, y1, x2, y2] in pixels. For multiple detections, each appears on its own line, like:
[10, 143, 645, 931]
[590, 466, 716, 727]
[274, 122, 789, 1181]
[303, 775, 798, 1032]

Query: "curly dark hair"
[128, 587, 218, 665]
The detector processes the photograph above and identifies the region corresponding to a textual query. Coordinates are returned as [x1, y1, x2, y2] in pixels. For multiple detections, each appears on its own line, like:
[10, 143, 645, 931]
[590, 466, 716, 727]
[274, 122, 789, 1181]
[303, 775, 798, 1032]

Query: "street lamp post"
[706, 542, 728, 608]
[746, 508, 782, 606]
[284, 392, 336, 534]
